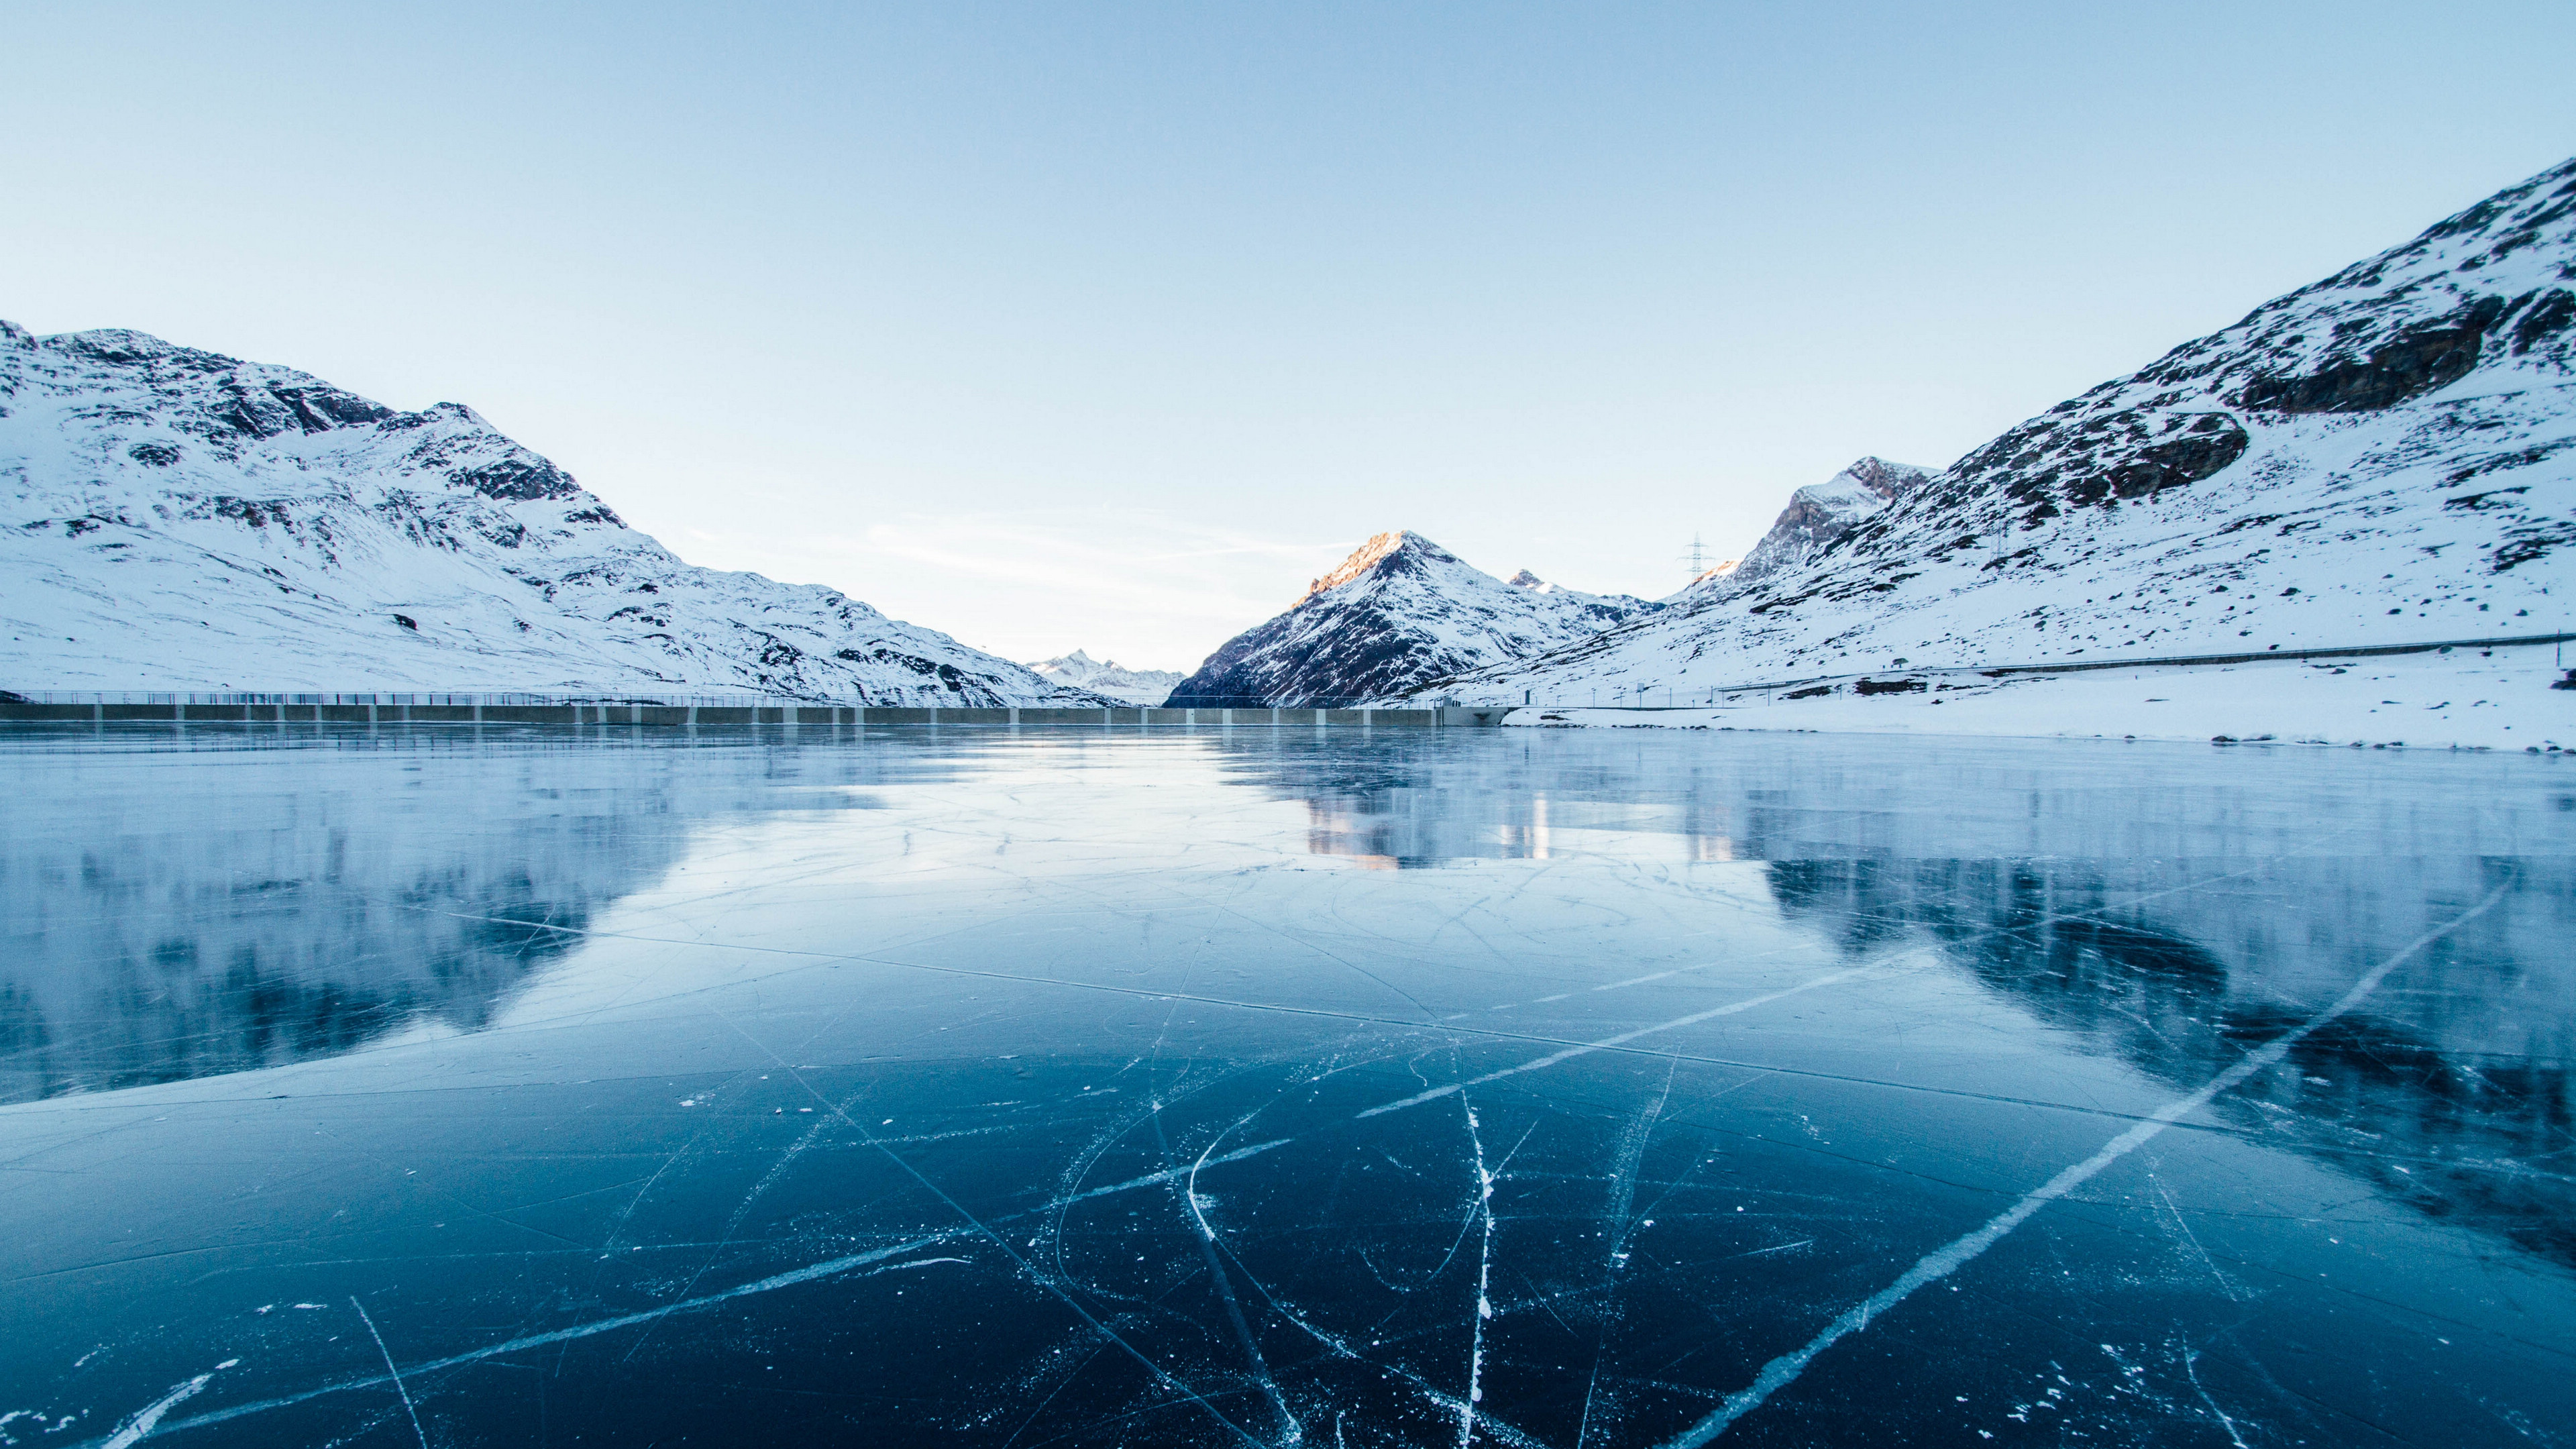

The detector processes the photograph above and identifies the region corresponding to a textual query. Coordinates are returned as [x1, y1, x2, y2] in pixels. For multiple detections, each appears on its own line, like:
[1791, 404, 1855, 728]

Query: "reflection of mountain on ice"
[1, 741, 687, 1100]
[1263, 731, 2574, 1260]
[1766, 855, 2575, 1267]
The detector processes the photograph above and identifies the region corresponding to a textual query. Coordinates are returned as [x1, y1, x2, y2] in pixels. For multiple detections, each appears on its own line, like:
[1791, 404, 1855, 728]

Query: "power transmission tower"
[1680, 532, 1712, 579]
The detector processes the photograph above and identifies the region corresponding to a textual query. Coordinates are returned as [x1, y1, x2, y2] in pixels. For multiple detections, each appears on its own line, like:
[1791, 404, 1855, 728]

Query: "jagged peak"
[1507, 569, 1545, 588]
[1301, 529, 1454, 601]
[47, 327, 190, 365]
[1818, 456, 1935, 502]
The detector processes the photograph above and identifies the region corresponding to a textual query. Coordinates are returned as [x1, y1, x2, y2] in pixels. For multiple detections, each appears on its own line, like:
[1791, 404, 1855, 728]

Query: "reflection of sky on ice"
[1, 724, 2569, 1446]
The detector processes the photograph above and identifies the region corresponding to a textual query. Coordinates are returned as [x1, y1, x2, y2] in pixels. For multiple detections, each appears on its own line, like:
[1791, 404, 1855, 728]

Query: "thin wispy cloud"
[683, 508, 1360, 670]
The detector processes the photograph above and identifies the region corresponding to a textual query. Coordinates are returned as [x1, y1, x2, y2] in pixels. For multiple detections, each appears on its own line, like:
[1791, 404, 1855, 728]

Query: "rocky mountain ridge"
[0, 323, 1100, 702]
[1432, 157, 2576, 704]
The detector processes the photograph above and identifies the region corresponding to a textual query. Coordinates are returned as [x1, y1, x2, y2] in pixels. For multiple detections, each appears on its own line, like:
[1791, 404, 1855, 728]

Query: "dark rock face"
[125, 441, 180, 466]
[2240, 297, 2506, 413]
[2110, 417, 2251, 498]
[2511, 289, 2575, 353]
[455, 457, 586, 502]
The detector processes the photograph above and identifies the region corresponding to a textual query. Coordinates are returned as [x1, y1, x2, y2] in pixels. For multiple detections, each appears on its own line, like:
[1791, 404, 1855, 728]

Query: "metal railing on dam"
[18, 631, 2551, 728]
[0, 692, 1507, 729]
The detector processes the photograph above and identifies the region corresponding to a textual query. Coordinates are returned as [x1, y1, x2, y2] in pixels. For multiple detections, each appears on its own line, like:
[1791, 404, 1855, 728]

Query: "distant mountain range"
[10, 158, 2570, 717]
[1025, 650, 1184, 705]
[0, 324, 1104, 703]
[1163, 531, 1651, 706]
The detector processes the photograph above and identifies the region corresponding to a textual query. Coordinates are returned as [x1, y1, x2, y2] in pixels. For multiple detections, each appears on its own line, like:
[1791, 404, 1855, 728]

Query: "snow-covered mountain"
[1024, 649, 1184, 705]
[1165, 531, 1650, 706]
[0, 323, 1101, 703]
[1436, 158, 2576, 704]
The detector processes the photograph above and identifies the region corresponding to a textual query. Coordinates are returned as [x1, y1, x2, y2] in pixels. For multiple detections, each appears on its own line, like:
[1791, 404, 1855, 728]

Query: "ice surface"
[1, 722, 2570, 1446]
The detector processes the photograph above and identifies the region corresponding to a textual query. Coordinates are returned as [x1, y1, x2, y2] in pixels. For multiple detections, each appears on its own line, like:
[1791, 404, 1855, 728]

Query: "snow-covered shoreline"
[1505, 644, 2575, 750]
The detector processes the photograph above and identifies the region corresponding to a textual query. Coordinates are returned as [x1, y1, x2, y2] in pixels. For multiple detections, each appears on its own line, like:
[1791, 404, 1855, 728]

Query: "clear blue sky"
[7, 2, 2572, 670]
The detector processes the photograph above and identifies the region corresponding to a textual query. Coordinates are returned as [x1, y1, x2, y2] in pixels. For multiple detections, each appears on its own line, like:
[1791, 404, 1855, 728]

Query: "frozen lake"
[3, 723, 2570, 1447]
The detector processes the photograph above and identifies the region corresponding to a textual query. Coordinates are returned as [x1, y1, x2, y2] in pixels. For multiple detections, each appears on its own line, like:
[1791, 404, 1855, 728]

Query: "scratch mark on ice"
[2182, 1348, 2251, 1449]
[1360, 960, 1890, 1119]
[79, 1238, 963, 1446]
[97, 1360, 233, 1449]
[1175, 1110, 1301, 1444]
[349, 1299, 427, 1449]
[1460, 1096, 1495, 1449]
[1055, 1138, 1292, 1210]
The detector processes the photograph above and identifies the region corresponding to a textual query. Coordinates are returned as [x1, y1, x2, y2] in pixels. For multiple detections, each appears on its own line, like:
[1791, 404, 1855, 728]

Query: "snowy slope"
[0, 323, 1099, 703]
[1440, 158, 2576, 706]
[1025, 649, 1184, 705]
[1165, 531, 1651, 706]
